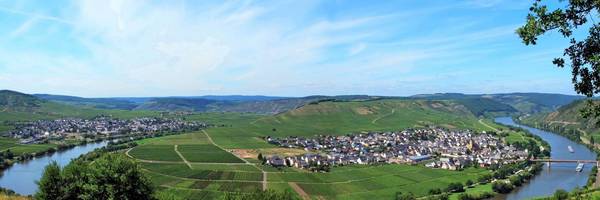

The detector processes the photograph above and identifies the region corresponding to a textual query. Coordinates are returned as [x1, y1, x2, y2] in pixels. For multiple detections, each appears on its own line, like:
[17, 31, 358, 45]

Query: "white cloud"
[0, 0, 570, 96]
[10, 16, 37, 38]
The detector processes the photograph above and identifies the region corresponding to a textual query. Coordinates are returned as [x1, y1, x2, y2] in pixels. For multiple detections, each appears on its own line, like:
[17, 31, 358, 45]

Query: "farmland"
[1, 97, 526, 199]
[0, 137, 58, 156]
[205, 99, 493, 149]
[123, 99, 508, 199]
[132, 137, 490, 200]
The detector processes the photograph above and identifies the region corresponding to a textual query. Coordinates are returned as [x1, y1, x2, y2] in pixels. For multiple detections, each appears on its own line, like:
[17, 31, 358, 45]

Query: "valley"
[0, 90, 595, 200]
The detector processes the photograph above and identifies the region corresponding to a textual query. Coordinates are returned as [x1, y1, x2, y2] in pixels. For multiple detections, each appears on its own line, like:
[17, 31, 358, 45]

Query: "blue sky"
[0, 0, 579, 97]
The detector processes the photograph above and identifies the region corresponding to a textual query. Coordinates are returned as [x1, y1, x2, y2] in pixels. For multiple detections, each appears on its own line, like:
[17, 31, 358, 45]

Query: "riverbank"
[495, 117, 597, 200]
[0, 130, 196, 195]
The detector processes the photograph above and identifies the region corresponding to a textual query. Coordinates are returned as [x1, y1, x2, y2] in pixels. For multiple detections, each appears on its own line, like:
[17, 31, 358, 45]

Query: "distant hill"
[484, 93, 584, 113]
[516, 99, 600, 145]
[134, 98, 224, 112]
[34, 94, 138, 110]
[4, 91, 584, 115]
[248, 99, 488, 136]
[0, 91, 159, 124]
[411, 92, 583, 114]
[0, 90, 42, 111]
[134, 96, 378, 114]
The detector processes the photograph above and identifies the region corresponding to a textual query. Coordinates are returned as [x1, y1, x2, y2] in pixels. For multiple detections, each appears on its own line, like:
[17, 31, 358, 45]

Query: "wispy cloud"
[0, 0, 575, 96]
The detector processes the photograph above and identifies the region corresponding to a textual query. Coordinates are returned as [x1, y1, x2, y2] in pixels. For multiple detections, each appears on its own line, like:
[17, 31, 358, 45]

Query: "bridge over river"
[529, 159, 599, 168]
[494, 117, 597, 200]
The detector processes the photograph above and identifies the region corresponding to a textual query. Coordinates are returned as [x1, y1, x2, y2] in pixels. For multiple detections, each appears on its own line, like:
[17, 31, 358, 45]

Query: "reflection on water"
[494, 117, 596, 200]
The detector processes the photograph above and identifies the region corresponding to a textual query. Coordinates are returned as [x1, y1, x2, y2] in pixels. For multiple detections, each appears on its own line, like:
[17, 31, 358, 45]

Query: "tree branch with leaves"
[517, 0, 600, 121]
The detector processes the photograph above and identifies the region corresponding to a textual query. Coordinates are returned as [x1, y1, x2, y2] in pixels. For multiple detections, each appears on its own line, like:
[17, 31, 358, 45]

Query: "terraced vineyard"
[124, 100, 506, 199]
[129, 130, 490, 200]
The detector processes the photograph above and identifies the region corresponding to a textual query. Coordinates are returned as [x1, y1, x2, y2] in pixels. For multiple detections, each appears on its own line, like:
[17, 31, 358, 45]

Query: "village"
[264, 128, 530, 171]
[4, 116, 206, 144]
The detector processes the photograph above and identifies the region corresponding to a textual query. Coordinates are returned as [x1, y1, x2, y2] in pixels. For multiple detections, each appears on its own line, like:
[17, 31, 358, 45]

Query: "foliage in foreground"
[518, 0, 600, 123]
[35, 154, 155, 200]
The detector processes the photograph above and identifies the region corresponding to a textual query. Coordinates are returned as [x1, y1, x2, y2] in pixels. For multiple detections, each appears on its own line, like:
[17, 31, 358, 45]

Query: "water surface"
[495, 117, 596, 200]
[0, 141, 107, 195]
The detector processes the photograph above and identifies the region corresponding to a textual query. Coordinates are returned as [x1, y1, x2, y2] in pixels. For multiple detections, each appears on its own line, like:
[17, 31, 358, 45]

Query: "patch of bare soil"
[259, 148, 308, 157]
[230, 149, 258, 159]
[354, 107, 373, 115]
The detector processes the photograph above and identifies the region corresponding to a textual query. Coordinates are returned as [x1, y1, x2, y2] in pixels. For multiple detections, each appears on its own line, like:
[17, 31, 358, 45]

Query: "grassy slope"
[129, 99, 500, 199]
[0, 99, 161, 155]
[520, 100, 600, 142]
[207, 99, 490, 149]
[134, 131, 490, 200]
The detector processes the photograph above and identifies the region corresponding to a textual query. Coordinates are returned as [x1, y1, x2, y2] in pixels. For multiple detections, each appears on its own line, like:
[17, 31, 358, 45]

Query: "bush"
[428, 188, 442, 195]
[35, 154, 155, 200]
[553, 189, 569, 200]
[491, 181, 514, 194]
[395, 192, 416, 200]
[445, 182, 465, 193]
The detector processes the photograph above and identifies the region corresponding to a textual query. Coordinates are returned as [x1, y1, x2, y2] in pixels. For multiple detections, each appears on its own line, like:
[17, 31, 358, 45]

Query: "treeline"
[493, 122, 552, 158]
[490, 162, 543, 194]
[35, 154, 155, 200]
[0, 128, 196, 175]
[516, 117, 600, 160]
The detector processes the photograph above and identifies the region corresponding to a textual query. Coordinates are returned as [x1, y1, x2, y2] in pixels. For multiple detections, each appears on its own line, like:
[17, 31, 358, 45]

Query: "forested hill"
[519, 100, 600, 141]
[411, 93, 583, 114]
[0, 90, 583, 116]
[0, 90, 42, 111]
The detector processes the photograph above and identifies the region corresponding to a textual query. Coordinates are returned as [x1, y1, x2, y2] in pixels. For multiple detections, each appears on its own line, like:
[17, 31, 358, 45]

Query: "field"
[177, 145, 244, 163]
[203, 100, 491, 149]
[2, 98, 503, 199]
[0, 137, 58, 156]
[133, 139, 490, 200]
[122, 99, 500, 199]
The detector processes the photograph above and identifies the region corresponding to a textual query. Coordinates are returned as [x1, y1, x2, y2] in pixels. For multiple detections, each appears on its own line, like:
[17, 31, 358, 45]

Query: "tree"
[553, 189, 569, 200]
[457, 193, 473, 200]
[518, 0, 600, 122]
[4, 150, 13, 160]
[445, 182, 464, 193]
[395, 192, 416, 200]
[35, 161, 63, 200]
[35, 154, 155, 200]
[428, 188, 442, 195]
[465, 179, 474, 187]
[491, 181, 514, 194]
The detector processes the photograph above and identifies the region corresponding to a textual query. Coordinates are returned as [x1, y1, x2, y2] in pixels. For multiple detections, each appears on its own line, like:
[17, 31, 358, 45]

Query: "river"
[0, 118, 595, 198]
[0, 141, 107, 195]
[494, 117, 597, 200]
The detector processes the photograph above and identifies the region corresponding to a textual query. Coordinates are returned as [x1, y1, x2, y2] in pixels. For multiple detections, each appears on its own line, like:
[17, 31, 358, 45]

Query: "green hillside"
[519, 100, 600, 144]
[133, 99, 505, 199]
[0, 91, 160, 133]
[34, 94, 138, 110]
[206, 99, 491, 149]
[0, 90, 42, 112]
[412, 92, 582, 114]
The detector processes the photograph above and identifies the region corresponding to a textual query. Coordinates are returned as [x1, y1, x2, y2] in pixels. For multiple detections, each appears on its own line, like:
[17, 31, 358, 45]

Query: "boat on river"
[576, 163, 584, 172]
[568, 145, 574, 153]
